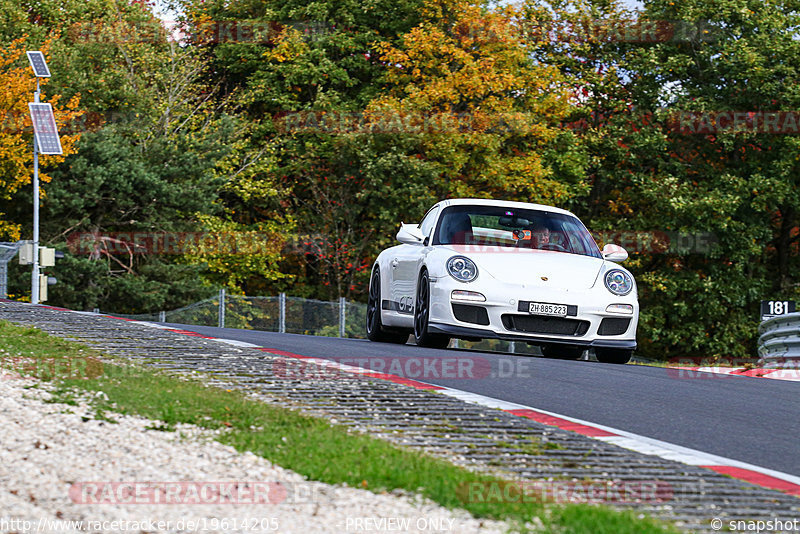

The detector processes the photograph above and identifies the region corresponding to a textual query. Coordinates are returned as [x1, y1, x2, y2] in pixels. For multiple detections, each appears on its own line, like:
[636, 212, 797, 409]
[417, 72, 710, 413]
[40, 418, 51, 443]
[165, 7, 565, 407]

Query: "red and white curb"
[86, 316, 800, 499]
[667, 366, 800, 382]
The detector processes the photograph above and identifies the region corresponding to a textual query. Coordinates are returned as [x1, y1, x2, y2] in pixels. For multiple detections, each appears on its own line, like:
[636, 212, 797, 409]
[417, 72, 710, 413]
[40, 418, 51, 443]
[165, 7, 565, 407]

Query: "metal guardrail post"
[279, 293, 286, 333]
[339, 297, 346, 338]
[218, 288, 226, 328]
[0, 262, 7, 299]
[758, 312, 800, 368]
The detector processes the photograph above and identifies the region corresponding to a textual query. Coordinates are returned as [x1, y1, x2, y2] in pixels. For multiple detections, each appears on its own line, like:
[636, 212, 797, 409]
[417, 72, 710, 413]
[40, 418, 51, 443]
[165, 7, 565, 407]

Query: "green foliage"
[532, 0, 800, 358]
[2, 0, 799, 358]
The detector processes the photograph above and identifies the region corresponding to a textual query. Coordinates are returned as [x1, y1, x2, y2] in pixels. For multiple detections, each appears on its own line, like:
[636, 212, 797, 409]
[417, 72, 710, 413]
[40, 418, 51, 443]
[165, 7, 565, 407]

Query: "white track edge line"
[434, 386, 800, 487]
[103, 317, 800, 489]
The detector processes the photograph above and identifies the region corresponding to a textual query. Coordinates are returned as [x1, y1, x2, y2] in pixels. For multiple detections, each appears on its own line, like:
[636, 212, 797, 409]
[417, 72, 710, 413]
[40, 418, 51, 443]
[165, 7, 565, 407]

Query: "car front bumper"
[427, 275, 638, 349]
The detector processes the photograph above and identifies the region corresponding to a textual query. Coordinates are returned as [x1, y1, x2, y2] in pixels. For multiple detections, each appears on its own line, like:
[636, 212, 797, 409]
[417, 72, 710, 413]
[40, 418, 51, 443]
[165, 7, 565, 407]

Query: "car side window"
[419, 206, 440, 239]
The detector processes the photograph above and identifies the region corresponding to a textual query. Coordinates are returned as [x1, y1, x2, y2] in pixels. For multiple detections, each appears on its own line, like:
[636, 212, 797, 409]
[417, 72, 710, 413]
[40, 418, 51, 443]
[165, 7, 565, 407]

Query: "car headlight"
[447, 256, 478, 283]
[604, 269, 633, 296]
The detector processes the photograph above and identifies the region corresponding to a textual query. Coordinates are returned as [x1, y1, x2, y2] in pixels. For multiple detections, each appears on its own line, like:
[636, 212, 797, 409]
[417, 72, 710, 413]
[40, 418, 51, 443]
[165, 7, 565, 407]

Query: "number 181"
[769, 301, 790, 315]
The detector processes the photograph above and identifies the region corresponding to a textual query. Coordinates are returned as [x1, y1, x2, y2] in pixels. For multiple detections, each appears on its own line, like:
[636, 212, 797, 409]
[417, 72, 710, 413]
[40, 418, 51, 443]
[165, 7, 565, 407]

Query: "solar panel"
[28, 103, 63, 155]
[26, 51, 51, 77]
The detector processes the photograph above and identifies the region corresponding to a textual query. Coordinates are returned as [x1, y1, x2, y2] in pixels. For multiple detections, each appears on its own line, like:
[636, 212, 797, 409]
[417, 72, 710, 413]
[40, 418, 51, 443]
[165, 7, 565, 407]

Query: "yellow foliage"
[263, 27, 309, 63]
[368, 0, 572, 203]
[0, 36, 87, 240]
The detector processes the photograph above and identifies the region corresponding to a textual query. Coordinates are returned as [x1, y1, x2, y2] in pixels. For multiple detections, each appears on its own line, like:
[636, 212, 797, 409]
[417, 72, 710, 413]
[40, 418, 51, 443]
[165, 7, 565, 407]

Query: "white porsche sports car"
[366, 198, 638, 364]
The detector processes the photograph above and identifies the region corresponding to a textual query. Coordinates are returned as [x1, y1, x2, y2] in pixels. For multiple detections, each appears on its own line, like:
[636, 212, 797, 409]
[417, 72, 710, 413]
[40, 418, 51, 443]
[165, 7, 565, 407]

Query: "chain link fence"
[99, 291, 367, 338]
[98, 290, 540, 354]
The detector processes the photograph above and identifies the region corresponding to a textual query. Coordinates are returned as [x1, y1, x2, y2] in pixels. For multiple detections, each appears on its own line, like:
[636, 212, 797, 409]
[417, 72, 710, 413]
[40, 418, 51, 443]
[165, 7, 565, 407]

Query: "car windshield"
[433, 205, 602, 258]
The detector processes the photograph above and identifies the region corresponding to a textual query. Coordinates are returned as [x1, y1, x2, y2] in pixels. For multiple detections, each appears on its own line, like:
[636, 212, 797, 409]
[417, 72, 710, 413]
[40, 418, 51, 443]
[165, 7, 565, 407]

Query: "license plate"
[528, 302, 568, 317]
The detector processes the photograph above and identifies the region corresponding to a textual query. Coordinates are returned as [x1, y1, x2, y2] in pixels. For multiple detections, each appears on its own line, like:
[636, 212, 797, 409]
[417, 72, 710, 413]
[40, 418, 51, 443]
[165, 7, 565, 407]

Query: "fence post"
[339, 297, 346, 338]
[218, 288, 226, 328]
[0, 262, 6, 299]
[159, 310, 166, 323]
[279, 292, 286, 333]
[0, 241, 25, 299]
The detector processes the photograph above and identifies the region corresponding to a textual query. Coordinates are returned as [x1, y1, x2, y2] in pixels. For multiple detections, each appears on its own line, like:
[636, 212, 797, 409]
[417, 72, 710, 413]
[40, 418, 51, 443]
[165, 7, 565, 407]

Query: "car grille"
[598, 317, 631, 336]
[452, 304, 490, 326]
[501, 314, 590, 336]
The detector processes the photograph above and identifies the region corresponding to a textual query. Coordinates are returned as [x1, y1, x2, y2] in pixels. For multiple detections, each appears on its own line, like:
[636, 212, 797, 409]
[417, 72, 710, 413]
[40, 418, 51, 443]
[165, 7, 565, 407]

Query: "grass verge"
[0, 320, 680, 534]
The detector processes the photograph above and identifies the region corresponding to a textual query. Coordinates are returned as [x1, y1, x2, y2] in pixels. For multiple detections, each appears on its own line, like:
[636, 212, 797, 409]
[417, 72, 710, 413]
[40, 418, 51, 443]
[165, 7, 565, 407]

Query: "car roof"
[438, 198, 577, 218]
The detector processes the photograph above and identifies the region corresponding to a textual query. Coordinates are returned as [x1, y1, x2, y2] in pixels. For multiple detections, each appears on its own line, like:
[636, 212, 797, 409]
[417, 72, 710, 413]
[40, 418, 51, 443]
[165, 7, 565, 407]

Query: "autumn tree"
[370, 0, 585, 204]
[177, 0, 433, 300]
[0, 37, 84, 240]
[2, 0, 284, 311]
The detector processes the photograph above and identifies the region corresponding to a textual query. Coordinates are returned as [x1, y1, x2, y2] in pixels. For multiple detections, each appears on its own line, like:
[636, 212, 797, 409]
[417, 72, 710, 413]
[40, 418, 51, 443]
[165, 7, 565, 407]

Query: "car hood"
[445, 247, 605, 289]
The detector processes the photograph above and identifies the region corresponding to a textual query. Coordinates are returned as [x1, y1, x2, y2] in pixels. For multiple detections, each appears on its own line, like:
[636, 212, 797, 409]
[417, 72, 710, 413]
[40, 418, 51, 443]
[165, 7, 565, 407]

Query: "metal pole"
[509, 341, 516, 354]
[218, 288, 226, 328]
[278, 292, 286, 333]
[0, 262, 7, 299]
[339, 297, 346, 338]
[31, 80, 40, 304]
[159, 310, 166, 322]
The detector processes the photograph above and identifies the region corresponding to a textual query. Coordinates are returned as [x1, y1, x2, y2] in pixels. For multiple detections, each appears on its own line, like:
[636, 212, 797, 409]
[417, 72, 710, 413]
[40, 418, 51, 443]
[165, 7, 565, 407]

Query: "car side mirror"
[602, 243, 629, 262]
[396, 223, 426, 245]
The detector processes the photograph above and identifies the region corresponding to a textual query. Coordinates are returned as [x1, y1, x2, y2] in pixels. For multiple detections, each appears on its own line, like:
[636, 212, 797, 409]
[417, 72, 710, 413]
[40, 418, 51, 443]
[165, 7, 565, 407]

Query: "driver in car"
[532, 223, 551, 249]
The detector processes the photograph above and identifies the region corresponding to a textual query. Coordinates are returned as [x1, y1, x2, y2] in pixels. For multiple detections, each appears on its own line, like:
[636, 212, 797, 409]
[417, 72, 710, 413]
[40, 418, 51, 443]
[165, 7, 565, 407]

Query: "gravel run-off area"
[0, 375, 513, 534]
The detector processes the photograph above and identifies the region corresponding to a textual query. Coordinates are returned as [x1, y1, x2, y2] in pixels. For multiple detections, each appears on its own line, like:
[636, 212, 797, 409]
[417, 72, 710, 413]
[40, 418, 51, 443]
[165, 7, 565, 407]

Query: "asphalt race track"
[162, 323, 799, 478]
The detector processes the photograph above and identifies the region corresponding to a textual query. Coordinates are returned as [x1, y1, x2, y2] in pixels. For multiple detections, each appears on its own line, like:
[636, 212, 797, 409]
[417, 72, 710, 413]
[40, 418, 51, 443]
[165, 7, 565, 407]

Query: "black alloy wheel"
[366, 266, 409, 344]
[413, 269, 451, 349]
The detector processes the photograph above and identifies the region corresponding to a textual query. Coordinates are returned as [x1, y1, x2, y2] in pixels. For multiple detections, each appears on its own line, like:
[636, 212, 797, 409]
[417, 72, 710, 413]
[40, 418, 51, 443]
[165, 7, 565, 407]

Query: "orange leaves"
[374, 2, 569, 117]
[371, 0, 571, 124]
[0, 36, 87, 239]
[366, 0, 574, 204]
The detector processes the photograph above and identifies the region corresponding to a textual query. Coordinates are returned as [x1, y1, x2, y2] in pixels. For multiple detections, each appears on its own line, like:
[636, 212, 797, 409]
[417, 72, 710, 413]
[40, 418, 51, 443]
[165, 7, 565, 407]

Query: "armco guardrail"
[757, 312, 800, 368]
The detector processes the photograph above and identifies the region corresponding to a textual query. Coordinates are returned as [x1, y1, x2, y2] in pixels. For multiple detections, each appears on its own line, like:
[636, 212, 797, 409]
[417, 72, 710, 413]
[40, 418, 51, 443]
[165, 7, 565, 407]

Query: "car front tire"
[413, 269, 450, 349]
[366, 267, 410, 344]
